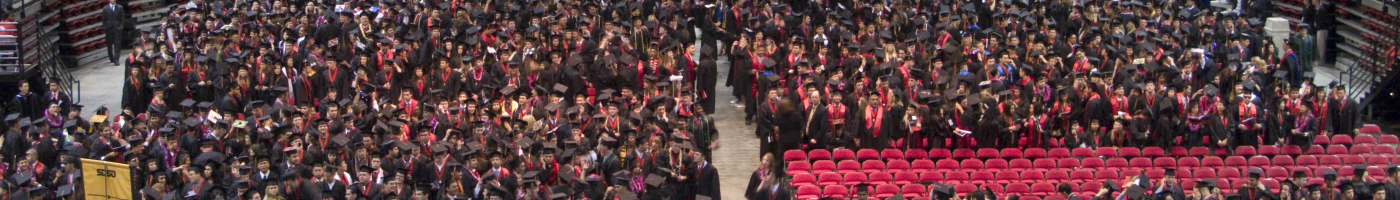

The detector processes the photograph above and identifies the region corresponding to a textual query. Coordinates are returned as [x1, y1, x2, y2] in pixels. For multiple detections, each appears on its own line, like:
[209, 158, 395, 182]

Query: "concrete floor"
[72, 50, 764, 199]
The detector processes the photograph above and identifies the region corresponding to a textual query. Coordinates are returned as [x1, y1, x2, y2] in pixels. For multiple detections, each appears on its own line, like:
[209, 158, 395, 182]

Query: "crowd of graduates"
[0, 0, 1377, 196]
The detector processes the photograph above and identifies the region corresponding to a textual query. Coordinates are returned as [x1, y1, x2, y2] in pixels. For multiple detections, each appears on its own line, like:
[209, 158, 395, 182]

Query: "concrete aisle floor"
[73, 50, 764, 198]
[708, 57, 762, 200]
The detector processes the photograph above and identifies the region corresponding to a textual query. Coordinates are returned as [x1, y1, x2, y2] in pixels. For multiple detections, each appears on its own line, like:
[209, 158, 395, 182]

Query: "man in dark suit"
[102, 1, 125, 64]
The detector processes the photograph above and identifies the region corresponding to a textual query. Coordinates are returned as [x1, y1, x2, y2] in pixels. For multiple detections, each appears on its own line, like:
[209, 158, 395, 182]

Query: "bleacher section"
[784, 133, 1398, 200]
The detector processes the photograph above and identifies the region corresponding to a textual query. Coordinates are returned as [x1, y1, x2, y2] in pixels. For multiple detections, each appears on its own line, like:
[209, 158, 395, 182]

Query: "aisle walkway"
[708, 57, 763, 199]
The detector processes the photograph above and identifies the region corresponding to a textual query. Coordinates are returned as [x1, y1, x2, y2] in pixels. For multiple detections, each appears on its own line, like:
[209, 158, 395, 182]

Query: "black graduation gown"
[124, 77, 152, 113]
[694, 163, 720, 199]
[186, 72, 219, 102]
[697, 57, 719, 113]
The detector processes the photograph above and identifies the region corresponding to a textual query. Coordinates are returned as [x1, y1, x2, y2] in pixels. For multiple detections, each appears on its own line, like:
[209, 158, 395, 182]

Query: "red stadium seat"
[793, 173, 818, 186]
[929, 149, 952, 160]
[1343, 155, 1366, 165]
[1224, 156, 1248, 169]
[986, 159, 1009, 170]
[1283, 145, 1305, 155]
[1129, 158, 1153, 170]
[1314, 135, 1332, 146]
[823, 185, 849, 199]
[1333, 135, 1354, 146]
[984, 183, 1005, 194]
[935, 159, 960, 172]
[1234, 146, 1257, 157]
[1357, 135, 1377, 145]
[1072, 148, 1095, 158]
[1092, 169, 1118, 182]
[1058, 158, 1082, 169]
[1082, 158, 1106, 170]
[1392, 155, 1400, 165]
[1045, 169, 1070, 183]
[887, 160, 911, 172]
[995, 171, 1020, 184]
[837, 160, 862, 173]
[1034, 158, 1057, 169]
[1267, 167, 1290, 179]
[901, 184, 927, 197]
[786, 150, 809, 161]
[1380, 135, 1399, 145]
[1374, 146, 1395, 155]
[1307, 145, 1326, 155]
[978, 148, 1001, 159]
[893, 172, 919, 185]
[1258, 146, 1280, 157]
[953, 149, 976, 159]
[817, 172, 843, 186]
[1070, 170, 1095, 183]
[1022, 170, 1047, 182]
[1119, 147, 1141, 158]
[919, 171, 944, 183]
[970, 171, 995, 184]
[1313, 167, 1336, 179]
[796, 185, 823, 199]
[1369, 166, 1386, 180]
[945, 172, 970, 183]
[1218, 168, 1242, 179]
[1171, 147, 1191, 157]
[955, 183, 979, 194]
[1261, 179, 1281, 193]
[1145, 169, 1166, 180]
[904, 149, 927, 160]
[869, 172, 894, 185]
[1095, 147, 1118, 157]
[1272, 156, 1295, 167]
[1005, 183, 1033, 194]
[843, 172, 868, 186]
[910, 160, 935, 173]
[874, 184, 901, 198]
[1106, 158, 1130, 170]
[882, 149, 905, 161]
[1081, 182, 1103, 194]
[1178, 169, 1195, 180]
[834, 149, 857, 160]
[1201, 157, 1225, 168]
[1339, 165, 1356, 177]
[862, 160, 887, 174]
[1178, 157, 1201, 170]
[813, 160, 838, 174]
[1248, 156, 1272, 167]
[1193, 168, 1218, 179]
[1370, 155, 1392, 166]
[1154, 157, 1177, 168]
[1022, 196, 1044, 200]
[809, 149, 833, 160]
[1361, 124, 1383, 134]
[1189, 147, 1212, 157]
[1030, 183, 1057, 196]
[1001, 148, 1024, 159]
[1215, 179, 1232, 191]
[789, 161, 813, 175]
[1024, 148, 1048, 159]
[1351, 145, 1373, 155]
[1297, 155, 1319, 167]
[1010, 159, 1034, 172]
[1142, 147, 1166, 157]
[1120, 169, 1142, 178]
[960, 159, 985, 172]
[858, 149, 882, 160]
[1048, 148, 1072, 158]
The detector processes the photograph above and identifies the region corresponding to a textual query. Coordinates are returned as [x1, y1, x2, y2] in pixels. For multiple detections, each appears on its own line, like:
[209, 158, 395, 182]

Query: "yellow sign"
[80, 158, 132, 200]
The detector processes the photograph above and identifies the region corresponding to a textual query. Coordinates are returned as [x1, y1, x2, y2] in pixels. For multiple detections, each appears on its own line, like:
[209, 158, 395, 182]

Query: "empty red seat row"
[789, 153, 1400, 177]
[794, 183, 932, 199]
[790, 144, 1397, 164]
